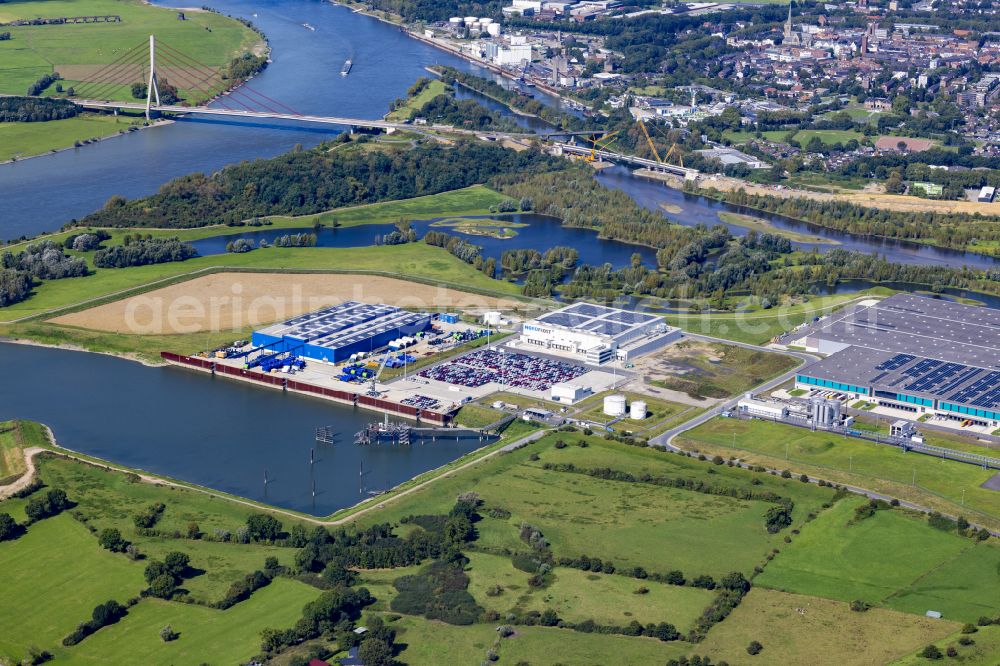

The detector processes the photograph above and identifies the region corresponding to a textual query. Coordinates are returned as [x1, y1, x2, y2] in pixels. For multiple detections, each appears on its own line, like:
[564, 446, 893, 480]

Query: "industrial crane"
[637, 118, 684, 168]
[583, 129, 621, 162]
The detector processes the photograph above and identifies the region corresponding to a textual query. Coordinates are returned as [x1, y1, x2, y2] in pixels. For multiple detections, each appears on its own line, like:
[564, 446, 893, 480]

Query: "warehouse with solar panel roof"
[787, 293, 1000, 430]
[518, 302, 682, 365]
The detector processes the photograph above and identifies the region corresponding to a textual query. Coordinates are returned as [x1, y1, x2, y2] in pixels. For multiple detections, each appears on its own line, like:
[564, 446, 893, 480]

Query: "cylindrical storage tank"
[464, 16, 478, 24]
[603, 394, 627, 417]
[630, 400, 647, 420]
[450, 16, 463, 24]
[486, 23, 501, 36]
[480, 17, 493, 25]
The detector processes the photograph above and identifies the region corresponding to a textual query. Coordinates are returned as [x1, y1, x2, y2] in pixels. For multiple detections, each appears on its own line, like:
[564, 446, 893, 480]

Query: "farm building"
[788, 294, 1000, 427]
[519, 302, 680, 364]
[251, 301, 430, 364]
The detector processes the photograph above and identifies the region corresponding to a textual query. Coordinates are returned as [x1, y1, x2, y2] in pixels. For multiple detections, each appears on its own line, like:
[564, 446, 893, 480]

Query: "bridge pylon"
[145, 34, 161, 120]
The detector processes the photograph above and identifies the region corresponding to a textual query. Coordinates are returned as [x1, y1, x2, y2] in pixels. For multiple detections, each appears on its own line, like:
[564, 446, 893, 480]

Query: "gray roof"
[800, 294, 1000, 411]
[799, 293, 1000, 369]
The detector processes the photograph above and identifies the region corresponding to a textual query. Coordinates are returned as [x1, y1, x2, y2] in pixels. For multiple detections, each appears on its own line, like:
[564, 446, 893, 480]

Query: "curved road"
[650, 334, 999, 536]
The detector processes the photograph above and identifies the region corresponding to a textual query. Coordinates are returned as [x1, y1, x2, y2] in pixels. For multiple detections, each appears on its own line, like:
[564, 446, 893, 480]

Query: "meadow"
[0, 420, 991, 664]
[0, 0, 263, 100]
[465, 552, 714, 631]
[756, 498, 999, 623]
[0, 515, 148, 663]
[701, 588, 959, 666]
[358, 434, 835, 578]
[678, 417, 1000, 528]
[59, 579, 320, 665]
[386, 78, 447, 121]
[0, 113, 143, 162]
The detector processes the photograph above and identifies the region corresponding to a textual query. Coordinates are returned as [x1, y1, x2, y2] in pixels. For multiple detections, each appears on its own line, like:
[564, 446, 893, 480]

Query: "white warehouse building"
[519, 303, 681, 365]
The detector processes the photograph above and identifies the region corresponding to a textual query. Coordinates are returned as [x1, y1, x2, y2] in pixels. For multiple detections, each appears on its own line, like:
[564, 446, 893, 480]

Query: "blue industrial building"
[251, 302, 431, 363]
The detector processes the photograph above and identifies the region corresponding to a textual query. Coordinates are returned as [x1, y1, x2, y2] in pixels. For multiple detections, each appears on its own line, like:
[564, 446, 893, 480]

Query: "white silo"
[486, 23, 501, 37]
[604, 394, 627, 417]
[630, 400, 647, 420]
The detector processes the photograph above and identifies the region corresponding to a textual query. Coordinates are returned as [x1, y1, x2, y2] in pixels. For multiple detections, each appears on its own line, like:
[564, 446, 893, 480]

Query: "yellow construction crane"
[638, 118, 684, 168]
[583, 129, 621, 162]
[637, 118, 662, 163]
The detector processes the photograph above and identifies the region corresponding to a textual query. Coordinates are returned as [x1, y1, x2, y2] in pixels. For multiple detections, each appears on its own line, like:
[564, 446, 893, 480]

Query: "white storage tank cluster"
[603, 394, 627, 417]
[630, 400, 647, 420]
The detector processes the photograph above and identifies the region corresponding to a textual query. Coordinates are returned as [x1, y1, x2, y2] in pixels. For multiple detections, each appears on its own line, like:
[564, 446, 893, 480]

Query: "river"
[1, 0, 998, 270]
[0, 342, 486, 516]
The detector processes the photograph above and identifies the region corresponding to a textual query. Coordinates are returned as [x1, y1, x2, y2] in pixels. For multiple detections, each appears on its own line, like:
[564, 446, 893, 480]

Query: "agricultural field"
[0, 515, 148, 663]
[0, 0, 263, 100]
[701, 588, 959, 666]
[638, 339, 800, 399]
[0, 421, 32, 484]
[890, 625, 1000, 666]
[356, 433, 836, 578]
[1, 419, 993, 665]
[678, 417, 1000, 528]
[757, 498, 959, 598]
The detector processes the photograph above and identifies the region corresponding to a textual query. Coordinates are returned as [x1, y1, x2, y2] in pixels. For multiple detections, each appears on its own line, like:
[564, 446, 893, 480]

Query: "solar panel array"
[535, 302, 658, 341]
[875, 354, 916, 371]
[258, 301, 427, 352]
[950, 371, 1000, 407]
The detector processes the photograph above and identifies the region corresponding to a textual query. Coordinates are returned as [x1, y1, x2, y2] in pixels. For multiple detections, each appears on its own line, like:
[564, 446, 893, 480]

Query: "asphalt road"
[647, 334, 999, 536]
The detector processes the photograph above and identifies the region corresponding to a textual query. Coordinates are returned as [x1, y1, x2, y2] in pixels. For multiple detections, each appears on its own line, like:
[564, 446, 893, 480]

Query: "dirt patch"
[640, 169, 1000, 216]
[50, 273, 526, 335]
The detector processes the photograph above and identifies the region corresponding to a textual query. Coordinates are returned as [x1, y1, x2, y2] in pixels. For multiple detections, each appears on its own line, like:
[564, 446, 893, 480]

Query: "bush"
[98, 528, 129, 553]
[746, 640, 763, 655]
[160, 625, 178, 642]
[850, 600, 871, 612]
[0, 512, 23, 542]
[24, 489, 71, 522]
[961, 623, 978, 634]
[919, 644, 942, 659]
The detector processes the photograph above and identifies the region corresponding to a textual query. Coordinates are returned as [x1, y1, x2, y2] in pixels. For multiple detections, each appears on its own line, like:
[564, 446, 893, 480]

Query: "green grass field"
[0, 420, 34, 484]
[61, 578, 320, 665]
[454, 404, 506, 429]
[756, 498, 998, 623]
[0, 515, 147, 664]
[795, 129, 866, 146]
[646, 339, 800, 399]
[0, 113, 143, 162]
[465, 552, 714, 631]
[357, 434, 835, 579]
[889, 625, 1000, 666]
[755, 498, 968, 602]
[0, 242, 524, 324]
[386, 78, 446, 121]
[702, 588, 960, 666]
[573, 390, 689, 431]
[382, 615, 500, 666]
[497, 625, 689, 664]
[678, 418, 1000, 527]
[0, 0, 262, 100]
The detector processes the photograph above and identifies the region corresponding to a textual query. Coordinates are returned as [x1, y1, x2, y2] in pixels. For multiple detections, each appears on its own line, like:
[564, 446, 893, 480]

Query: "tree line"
[92, 235, 198, 268]
[77, 140, 565, 229]
[0, 96, 78, 122]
